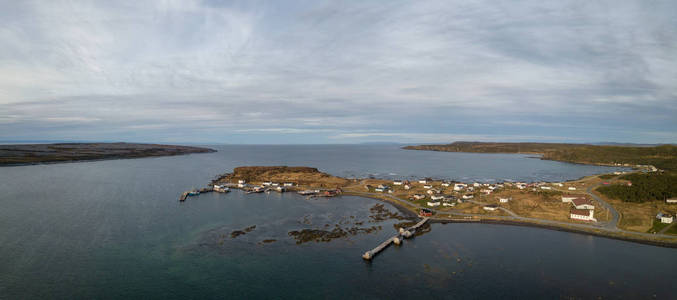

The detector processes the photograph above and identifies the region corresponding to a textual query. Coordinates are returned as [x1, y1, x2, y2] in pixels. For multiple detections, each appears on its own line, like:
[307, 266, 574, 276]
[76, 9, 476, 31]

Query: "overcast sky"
[1, 0, 676, 144]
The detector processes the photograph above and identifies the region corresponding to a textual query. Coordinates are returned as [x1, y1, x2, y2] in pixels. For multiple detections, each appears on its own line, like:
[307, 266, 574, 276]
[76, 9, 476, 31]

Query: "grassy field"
[647, 219, 670, 234]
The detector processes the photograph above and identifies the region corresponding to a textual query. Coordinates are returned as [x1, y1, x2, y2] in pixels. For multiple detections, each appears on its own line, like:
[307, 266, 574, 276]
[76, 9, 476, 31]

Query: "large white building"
[570, 209, 596, 222]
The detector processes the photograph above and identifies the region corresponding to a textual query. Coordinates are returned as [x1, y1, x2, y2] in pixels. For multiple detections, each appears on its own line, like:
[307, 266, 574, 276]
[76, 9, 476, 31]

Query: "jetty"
[178, 187, 214, 202]
[362, 217, 429, 260]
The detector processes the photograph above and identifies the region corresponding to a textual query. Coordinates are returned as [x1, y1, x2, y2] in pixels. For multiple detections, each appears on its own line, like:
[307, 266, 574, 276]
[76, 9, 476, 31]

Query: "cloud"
[0, 0, 675, 143]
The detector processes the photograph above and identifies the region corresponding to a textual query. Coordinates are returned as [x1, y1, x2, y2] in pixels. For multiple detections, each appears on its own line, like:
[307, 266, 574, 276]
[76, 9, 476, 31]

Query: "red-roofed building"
[571, 197, 595, 210]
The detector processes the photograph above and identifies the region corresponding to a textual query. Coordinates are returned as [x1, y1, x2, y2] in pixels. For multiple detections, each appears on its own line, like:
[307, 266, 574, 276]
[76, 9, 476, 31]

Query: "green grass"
[598, 174, 616, 180]
[647, 219, 670, 233]
[665, 223, 677, 235]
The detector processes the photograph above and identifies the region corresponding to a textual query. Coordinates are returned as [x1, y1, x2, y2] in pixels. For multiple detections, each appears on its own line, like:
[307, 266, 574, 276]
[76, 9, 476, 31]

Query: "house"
[271, 182, 280, 187]
[262, 181, 273, 186]
[430, 195, 445, 201]
[571, 197, 595, 210]
[666, 198, 677, 204]
[453, 183, 466, 191]
[462, 194, 474, 200]
[418, 179, 429, 184]
[237, 180, 246, 184]
[480, 189, 492, 195]
[413, 194, 426, 200]
[393, 180, 403, 185]
[441, 182, 451, 187]
[473, 183, 480, 187]
[426, 189, 441, 195]
[377, 184, 388, 189]
[283, 182, 295, 187]
[568, 187, 577, 191]
[275, 186, 286, 192]
[570, 209, 596, 222]
[554, 183, 564, 187]
[499, 197, 510, 203]
[540, 186, 552, 190]
[561, 195, 582, 203]
[423, 184, 433, 189]
[427, 201, 441, 207]
[375, 187, 386, 192]
[483, 204, 499, 211]
[419, 208, 433, 217]
[659, 213, 674, 224]
[404, 184, 411, 190]
[443, 202, 456, 207]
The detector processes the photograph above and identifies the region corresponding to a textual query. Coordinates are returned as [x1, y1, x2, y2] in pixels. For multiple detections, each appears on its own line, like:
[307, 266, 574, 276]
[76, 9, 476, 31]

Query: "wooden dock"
[362, 217, 429, 260]
[178, 187, 214, 202]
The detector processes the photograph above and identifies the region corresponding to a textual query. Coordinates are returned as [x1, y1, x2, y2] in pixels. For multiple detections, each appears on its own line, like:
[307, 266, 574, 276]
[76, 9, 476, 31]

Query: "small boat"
[188, 190, 200, 196]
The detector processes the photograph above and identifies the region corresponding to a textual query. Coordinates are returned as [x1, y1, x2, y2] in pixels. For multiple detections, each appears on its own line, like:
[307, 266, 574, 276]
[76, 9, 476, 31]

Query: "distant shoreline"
[0, 143, 216, 167]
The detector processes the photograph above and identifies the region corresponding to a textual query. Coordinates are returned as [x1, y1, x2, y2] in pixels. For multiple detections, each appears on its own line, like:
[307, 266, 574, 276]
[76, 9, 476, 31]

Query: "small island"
[187, 163, 677, 248]
[0, 142, 216, 166]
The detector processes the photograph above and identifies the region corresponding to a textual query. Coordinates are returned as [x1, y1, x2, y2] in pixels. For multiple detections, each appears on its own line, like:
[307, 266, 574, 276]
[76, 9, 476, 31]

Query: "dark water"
[0, 145, 672, 299]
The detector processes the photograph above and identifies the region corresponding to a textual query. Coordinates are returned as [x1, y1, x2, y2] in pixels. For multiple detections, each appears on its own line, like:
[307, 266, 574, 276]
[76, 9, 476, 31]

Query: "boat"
[188, 190, 200, 196]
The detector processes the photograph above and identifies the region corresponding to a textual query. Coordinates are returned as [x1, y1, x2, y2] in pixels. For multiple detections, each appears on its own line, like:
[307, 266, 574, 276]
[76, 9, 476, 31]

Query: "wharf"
[362, 217, 429, 260]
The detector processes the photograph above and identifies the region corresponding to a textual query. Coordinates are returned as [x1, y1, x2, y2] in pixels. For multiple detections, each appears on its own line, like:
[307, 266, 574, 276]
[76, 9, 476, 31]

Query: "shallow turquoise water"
[0, 145, 671, 299]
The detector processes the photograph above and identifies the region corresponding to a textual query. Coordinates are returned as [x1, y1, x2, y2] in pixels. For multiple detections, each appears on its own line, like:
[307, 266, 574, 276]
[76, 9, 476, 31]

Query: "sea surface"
[0, 144, 673, 299]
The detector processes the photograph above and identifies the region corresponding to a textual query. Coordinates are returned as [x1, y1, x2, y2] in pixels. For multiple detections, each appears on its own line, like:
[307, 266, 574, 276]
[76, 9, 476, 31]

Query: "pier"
[362, 217, 429, 260]
[178, 187, 214, 201]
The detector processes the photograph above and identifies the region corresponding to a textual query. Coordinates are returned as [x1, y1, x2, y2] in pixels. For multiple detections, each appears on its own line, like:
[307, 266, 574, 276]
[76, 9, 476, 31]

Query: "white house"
[657, 213, 674, 224]
[238, 180, 246, 184]
[666, 198, 677, 204]
[430, 195, 445, 201]
[283, 182, 295, 187]
[568, 187, 577, 191]
[499, 197, 511, 203]
[427, 201, 441, 207]
[453, 184, 466, 191]
[413, 194, 426, 200]
[570, 209, 596, 222]
[540, 186, 552, 190]
[271, 182, 280, 187]
[473, 183, 480, 187]
[423, 185, 433, 189]
[393, 180, 403, 186]
[375, 187, 386, 192]
[462, 194, 474, 200]
[443, 202, 456, 207]
[262, 181, 272, 186]
[426, 189, 441, 195]
[441, 182, 451, 187]
[480, 189, 492, 195]
[483, 204, 499, 211]
[418, 179, 429, 184]
[571, 198, 595, 210]
[561, 195, 582, 203]
[404, 184, 411, 190]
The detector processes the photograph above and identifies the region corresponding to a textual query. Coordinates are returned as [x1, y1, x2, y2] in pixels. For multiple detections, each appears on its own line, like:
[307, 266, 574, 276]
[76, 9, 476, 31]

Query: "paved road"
[585, 182, 620, 231]
[344, 190, 677, 240]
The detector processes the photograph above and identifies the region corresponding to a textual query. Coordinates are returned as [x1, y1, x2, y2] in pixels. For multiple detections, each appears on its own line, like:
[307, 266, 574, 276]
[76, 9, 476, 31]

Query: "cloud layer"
[1, 0, 676, 143]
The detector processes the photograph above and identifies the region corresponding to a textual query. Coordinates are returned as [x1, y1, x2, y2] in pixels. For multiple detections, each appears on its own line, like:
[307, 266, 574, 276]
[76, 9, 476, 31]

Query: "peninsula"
[0, 142, 215, 166]
[194, 164, 677, 247]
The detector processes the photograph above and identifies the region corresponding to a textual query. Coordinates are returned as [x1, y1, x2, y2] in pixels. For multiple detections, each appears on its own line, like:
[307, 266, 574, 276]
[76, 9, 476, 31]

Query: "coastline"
[206, 165, 677, 248]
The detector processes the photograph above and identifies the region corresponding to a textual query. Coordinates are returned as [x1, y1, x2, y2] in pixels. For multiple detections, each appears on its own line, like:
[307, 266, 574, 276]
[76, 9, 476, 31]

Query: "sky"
[1, 0, 676, 144]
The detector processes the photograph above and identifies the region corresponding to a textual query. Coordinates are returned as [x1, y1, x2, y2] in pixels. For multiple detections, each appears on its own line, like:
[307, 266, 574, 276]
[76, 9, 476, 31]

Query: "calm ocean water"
[0, 145, 673, 299]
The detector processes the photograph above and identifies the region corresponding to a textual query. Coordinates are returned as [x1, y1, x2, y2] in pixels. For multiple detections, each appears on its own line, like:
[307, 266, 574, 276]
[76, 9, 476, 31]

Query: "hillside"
[217, 166, 350, 188]
[0, 143, 215, 166]
[404, 142, 677, 171]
